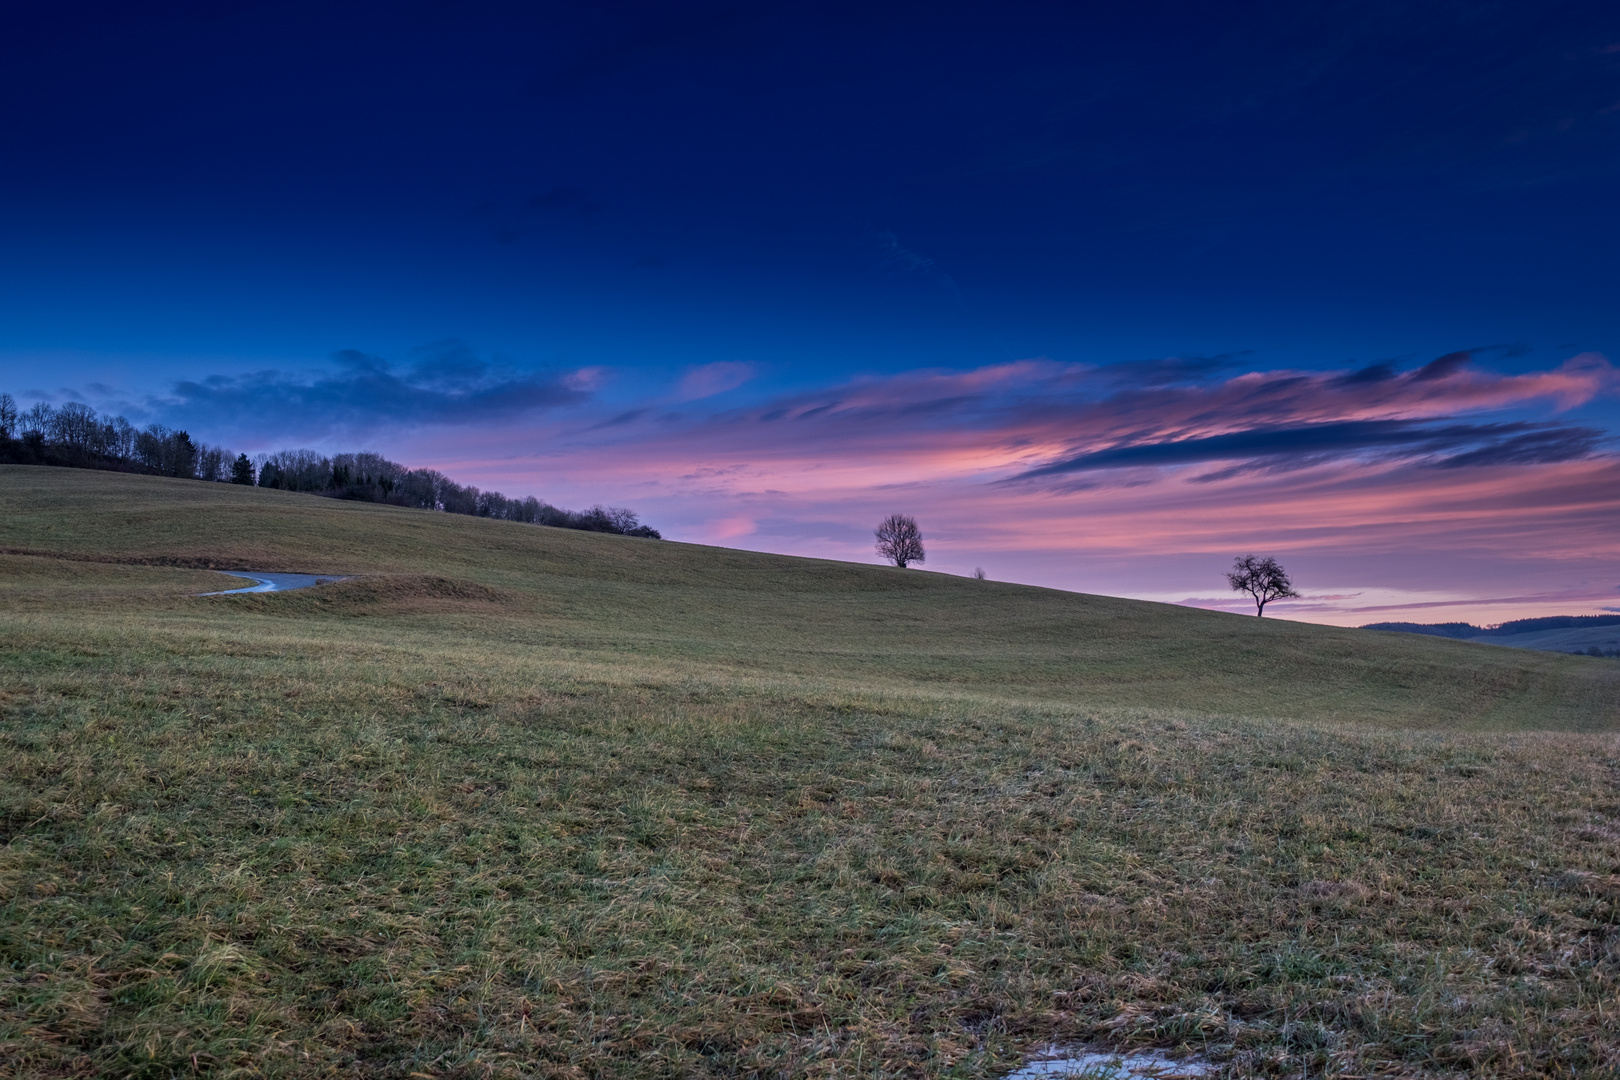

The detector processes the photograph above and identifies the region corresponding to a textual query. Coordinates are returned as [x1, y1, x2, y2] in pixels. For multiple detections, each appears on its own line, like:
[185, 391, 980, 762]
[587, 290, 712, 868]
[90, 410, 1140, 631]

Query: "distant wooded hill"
[1365, 615, 1620, 657]
[1364, 615, 1620, 638]
[0, 393, 659, 538]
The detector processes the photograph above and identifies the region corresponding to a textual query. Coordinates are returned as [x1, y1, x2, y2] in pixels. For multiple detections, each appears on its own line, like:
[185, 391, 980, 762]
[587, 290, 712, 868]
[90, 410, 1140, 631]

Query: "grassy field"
[2, 466, 1618, 1079]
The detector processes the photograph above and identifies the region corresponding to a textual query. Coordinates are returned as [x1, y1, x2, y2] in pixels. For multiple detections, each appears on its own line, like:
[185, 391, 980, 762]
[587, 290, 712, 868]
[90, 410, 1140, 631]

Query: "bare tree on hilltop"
[875, 514, 925, 568]
[1226, 554, 1300, 616]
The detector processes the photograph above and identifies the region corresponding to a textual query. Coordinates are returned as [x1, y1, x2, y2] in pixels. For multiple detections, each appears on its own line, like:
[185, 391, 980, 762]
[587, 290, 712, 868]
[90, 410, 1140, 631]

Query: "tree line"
[0, 394, 660, 538]
[1364, 614, 1620, 656]
[1363, 614, 1620, 638]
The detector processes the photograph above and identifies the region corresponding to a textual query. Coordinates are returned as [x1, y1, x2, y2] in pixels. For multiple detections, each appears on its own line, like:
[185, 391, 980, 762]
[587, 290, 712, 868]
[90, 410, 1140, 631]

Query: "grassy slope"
[3, 466, 1619, 1079]
[1, 466, 1614, 731]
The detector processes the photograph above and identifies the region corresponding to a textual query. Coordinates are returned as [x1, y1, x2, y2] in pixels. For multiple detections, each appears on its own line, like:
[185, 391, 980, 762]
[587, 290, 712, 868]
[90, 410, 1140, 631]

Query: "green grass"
[2, 466, 1619, 1079]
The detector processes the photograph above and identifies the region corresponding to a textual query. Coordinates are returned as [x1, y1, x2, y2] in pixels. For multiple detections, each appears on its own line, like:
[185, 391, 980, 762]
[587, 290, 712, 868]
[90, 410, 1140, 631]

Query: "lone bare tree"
[875, 513, 925, 568]
[1226, 554, 1300, 616]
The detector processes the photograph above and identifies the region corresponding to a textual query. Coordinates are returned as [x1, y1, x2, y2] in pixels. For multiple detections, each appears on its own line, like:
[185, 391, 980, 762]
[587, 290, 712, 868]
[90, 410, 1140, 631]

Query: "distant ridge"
[1364, 615, 1620, 638]
[0, 394, 662, 538]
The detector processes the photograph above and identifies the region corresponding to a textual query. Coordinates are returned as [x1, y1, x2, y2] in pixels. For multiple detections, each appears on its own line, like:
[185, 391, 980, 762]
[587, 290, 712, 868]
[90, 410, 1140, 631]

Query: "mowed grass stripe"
[2, 466, 1618, 1078]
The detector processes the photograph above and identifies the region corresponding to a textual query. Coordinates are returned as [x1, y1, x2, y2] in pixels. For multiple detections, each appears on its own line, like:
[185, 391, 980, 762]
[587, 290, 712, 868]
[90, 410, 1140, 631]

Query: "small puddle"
[200, 572, 349, 595]
[1005, 1046, 1214, 1079]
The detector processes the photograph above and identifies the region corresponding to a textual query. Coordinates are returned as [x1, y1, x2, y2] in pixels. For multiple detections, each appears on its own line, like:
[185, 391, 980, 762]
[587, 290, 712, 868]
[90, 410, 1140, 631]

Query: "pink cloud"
[563, 366, 612, 392]
[676, 361, 755, 401]
[564, 351, 1613, 484]
[402, 351, 1620, 625]
[704, 515, 758, 541]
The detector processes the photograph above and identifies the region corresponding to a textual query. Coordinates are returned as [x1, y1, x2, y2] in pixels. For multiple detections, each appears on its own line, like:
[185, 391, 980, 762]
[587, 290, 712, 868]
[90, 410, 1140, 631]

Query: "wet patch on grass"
[208, 573, 511, 615]
[200, 571, 350, 594]
[1007, 1045, 1214, 1078]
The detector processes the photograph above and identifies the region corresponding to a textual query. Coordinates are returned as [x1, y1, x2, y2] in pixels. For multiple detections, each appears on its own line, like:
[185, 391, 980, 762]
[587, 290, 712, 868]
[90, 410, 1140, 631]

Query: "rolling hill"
[3, 466, 1618, 1079]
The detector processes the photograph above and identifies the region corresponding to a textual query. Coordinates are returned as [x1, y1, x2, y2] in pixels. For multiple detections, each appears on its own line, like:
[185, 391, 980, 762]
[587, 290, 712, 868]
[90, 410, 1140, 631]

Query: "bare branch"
[1225, 554, 1300, 616]
[875, 514, 925, 568]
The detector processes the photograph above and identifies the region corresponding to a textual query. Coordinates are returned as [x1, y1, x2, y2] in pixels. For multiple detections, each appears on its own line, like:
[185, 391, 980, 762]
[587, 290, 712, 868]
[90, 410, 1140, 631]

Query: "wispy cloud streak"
[156, 340, 590, 441]
[522, 350, 1614, 494]
[1017, 419, 1603, 478]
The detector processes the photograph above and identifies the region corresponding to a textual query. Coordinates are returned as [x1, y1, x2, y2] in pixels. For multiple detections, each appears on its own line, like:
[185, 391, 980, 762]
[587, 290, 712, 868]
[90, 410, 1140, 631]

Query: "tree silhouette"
[1226, 554, 1300, 616]
[875, 514, 925, 568]
[0, 388, 663, 536]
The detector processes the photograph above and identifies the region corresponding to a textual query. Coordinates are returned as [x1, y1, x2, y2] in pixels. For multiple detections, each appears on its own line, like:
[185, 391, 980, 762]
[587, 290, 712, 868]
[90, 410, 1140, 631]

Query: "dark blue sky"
[3, 1, 1618, 621]
[6, 1, 1619, 380]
